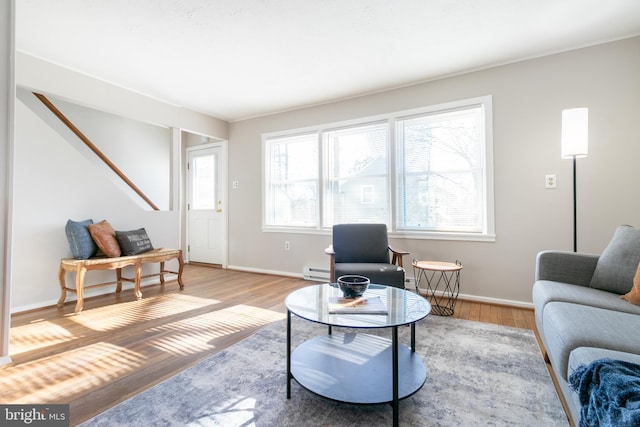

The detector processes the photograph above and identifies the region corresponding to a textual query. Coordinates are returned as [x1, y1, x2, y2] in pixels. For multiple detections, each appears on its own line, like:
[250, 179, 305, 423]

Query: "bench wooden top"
[60, 248, 182, 267]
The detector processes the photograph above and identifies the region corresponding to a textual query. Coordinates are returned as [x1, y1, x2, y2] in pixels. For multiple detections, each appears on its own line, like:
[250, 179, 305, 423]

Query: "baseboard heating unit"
[303, 266, 330, 282]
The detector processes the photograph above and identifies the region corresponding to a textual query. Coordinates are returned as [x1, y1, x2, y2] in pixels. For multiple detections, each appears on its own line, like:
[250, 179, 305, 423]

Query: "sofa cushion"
[65, 219, 97, 259]
[533, 280, 640, 317]
[569, 347, 640, 378]
[567, 346, 640, 421]
[116, 228, 154, 256]
[541, 302, 640, 381]
[590, 225, 640, 294]
[621, 262, 640, 305]
[88, 220, 121, 258]
[334, 263, 405, 289]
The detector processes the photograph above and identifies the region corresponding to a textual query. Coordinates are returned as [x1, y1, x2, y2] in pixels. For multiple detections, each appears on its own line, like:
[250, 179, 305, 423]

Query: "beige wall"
[228, 36, 640, 305]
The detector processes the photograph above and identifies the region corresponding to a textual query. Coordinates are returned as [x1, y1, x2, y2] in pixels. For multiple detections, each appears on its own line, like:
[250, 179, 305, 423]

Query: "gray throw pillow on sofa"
[590, 225, 640, 294]
[65, 219, 98, 259]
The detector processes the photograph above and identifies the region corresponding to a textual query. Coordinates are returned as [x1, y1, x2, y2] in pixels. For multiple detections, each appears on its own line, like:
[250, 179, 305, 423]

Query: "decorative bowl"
[337, 275, 370, 298]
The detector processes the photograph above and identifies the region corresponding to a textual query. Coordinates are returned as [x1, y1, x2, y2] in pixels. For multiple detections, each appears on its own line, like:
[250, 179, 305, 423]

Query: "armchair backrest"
[332, 223, 390, 264]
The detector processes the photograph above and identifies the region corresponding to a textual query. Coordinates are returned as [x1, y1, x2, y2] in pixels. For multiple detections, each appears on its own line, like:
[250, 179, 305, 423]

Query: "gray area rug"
[81, 315, 567, 426]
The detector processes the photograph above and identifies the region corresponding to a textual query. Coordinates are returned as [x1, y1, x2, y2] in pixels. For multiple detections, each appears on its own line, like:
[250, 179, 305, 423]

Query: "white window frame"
[262, 96, 495, 242]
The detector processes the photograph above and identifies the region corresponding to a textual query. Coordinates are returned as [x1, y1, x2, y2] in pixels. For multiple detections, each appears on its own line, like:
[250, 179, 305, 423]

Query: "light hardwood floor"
[2, 264, 537, 425]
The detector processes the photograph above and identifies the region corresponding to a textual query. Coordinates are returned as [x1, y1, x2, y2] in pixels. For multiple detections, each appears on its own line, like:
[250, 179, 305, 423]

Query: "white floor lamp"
[561, 108, 589, 252]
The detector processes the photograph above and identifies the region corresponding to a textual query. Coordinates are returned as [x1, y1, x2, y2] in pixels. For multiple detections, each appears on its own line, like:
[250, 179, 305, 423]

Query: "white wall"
[23, 91, 173, 210]
[1, 0, 15, 364]
[10, 55, 229, 312]
[16, 53, 228, 139]
[228, 36, 640, 306]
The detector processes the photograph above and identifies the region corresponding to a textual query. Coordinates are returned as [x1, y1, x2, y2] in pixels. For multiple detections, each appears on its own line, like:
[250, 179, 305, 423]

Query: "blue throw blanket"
[569, 358, 640, 427]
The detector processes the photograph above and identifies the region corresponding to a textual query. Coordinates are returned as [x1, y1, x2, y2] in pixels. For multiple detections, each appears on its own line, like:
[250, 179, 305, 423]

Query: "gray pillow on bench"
[116, 228, 154, 256]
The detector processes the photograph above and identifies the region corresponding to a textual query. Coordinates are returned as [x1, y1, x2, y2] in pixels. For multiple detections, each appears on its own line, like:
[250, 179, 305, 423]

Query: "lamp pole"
[572, 156, 577, 252]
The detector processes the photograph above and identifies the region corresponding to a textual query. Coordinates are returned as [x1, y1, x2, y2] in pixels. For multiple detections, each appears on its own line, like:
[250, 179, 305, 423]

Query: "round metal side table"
[412, 260, 462, 316]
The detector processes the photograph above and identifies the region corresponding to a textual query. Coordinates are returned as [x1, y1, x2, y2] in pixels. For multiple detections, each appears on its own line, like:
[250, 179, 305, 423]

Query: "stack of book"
[328, 296, 388, 314]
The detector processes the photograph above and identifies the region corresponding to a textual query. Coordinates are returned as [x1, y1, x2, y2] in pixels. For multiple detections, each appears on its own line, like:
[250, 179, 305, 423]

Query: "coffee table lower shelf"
[290, 332, 427, 404]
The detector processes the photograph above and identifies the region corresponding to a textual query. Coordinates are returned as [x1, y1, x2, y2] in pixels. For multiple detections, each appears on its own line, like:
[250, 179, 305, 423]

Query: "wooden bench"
[58, 248, 184, 314]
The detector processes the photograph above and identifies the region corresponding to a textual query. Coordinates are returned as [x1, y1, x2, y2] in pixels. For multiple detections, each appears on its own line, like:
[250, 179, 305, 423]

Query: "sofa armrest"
[535, 250, 599, 287]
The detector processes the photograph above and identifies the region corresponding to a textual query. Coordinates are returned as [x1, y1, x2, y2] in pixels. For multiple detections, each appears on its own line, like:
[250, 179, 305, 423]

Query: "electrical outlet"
[545, 174, 557, 189]
[284, 241, 291, 251]
[232, 180, 239, 189]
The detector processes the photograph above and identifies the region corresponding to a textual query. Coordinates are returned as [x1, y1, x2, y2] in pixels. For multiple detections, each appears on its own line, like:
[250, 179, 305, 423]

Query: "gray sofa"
[533, 225, 640, 426]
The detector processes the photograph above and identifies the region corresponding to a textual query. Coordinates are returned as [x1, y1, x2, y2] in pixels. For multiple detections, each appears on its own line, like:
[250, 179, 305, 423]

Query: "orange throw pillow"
[88, 220, 121, 258]
[621, 262, 640, 305]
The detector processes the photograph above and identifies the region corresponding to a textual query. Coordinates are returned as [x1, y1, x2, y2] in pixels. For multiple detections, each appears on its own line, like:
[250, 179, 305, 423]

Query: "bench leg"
[159, 261, 166, 284]
[177, 252, 185, 290]
[134, 261, 142, 300]
[116, 268, 123, 293]
[74, 265, 87, 314]
[57, 266, 67, 307]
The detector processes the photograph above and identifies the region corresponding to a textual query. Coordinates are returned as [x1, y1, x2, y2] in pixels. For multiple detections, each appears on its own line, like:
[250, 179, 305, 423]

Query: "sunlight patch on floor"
[146, 305, 286, 356]
[9, 321, 78, 356]
[0, 342, 144, 403]
[69, 293, 222, 332]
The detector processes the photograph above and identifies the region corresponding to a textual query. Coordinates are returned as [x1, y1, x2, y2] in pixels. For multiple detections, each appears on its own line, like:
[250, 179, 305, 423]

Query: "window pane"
[192, 154, 216, 210]
[397, 106, 485, 232]
[265, 133, 318, 227]
[323, 123, 389, 226]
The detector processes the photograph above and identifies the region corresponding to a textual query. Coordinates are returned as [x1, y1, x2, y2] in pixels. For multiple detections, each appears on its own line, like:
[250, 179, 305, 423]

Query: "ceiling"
[15, 0, 640, 122]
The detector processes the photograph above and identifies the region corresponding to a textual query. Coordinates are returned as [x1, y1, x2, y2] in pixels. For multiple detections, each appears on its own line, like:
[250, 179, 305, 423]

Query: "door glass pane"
[193, 154, 217, 210]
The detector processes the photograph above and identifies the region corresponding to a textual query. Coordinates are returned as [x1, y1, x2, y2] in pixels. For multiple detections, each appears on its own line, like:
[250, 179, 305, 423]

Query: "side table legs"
[413, 260, 462, 316]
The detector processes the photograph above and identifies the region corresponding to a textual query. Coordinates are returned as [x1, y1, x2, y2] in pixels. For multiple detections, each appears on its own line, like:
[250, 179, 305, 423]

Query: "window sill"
[262, 226, 496, 242]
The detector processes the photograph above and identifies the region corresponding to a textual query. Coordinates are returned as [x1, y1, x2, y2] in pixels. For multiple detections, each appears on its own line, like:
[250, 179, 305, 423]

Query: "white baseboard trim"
[227, 265, 304, 279]
[452, 292, 533, 309]
[227, 266, 534, 309]
[0, 355, 12, 366]
[11, 275, 179, 314]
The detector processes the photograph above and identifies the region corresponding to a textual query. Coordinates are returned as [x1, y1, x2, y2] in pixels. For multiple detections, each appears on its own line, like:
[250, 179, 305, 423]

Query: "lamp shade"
[561, 108, 588, 158]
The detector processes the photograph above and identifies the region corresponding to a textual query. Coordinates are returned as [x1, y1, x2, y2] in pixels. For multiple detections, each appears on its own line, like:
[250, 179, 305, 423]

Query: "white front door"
[187, 144, 227, 265]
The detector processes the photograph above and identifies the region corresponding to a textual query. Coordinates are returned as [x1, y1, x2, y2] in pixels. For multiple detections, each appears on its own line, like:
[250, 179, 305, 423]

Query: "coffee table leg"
[411, 322, 416, 352]
[287, 309, 292, 399]
[392, 325, 399, 427]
